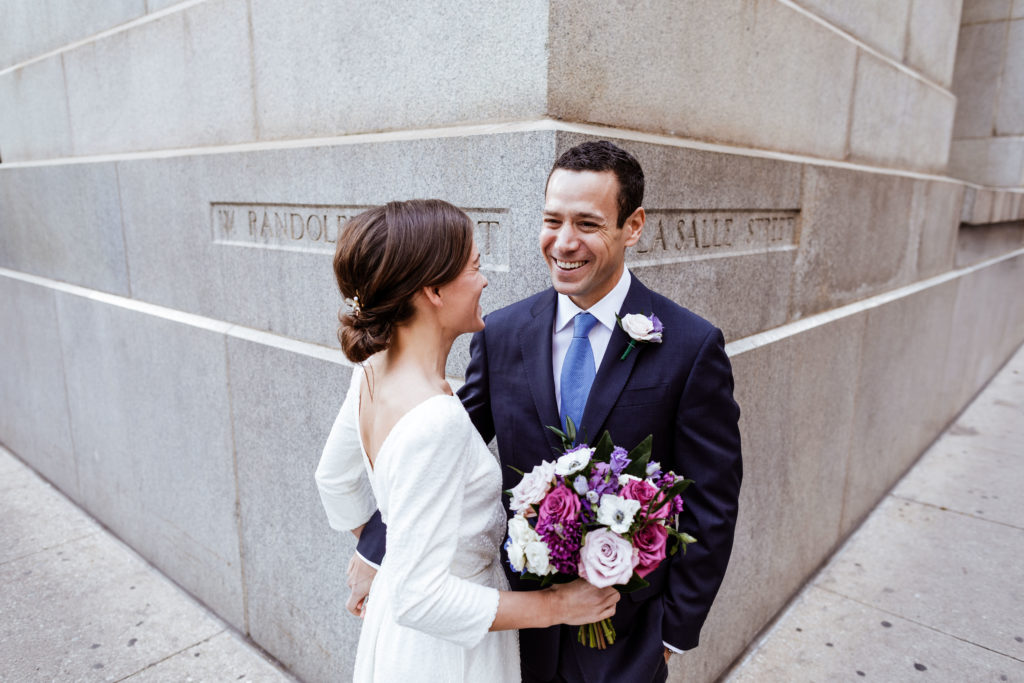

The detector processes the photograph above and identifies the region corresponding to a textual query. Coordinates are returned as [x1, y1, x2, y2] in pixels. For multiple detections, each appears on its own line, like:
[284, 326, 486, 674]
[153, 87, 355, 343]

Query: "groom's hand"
[664, 648, 672, 664]
[346, 553, 377, 618]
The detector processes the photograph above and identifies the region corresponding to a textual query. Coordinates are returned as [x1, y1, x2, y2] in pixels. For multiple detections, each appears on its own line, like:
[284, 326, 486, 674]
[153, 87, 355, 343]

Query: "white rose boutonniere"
[616, 312, 664, 360]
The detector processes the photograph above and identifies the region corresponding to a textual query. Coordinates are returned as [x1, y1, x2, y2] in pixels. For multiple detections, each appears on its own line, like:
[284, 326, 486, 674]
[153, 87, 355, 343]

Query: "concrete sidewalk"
[0, 445, 295, 682]
[724, 343, 1024, 682]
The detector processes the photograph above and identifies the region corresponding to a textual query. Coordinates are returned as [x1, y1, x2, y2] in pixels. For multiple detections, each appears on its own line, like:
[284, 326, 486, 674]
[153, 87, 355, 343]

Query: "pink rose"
[578, 528, 638, 588]
[620, 479, 669, 521]
[633, 523, 669, 578]
[537, 484, 581, 527]
[509, 461, 556, 515]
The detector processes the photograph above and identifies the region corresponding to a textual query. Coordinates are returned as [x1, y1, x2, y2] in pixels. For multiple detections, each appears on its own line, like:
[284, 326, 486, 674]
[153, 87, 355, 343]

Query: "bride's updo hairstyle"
[333, 199, 474, 363]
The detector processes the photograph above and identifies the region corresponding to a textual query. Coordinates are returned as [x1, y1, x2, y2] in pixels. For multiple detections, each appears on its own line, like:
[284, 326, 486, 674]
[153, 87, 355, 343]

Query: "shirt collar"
[555, 268, 632, 333]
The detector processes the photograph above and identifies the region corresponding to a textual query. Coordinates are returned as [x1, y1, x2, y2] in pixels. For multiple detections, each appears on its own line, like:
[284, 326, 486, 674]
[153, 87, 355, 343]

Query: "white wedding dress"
[316, 369, 520, 683]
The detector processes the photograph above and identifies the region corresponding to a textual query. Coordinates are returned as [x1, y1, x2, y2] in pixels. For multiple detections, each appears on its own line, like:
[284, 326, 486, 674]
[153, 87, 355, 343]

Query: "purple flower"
[589, 462, 618, 498]
[536, 517, 582, 574]
[609, 447, 630, 476]
[650, 314, 663, 335]
[572, 475, 589, 496]
[645, 461, 662, 478]
[672, 495, 685, 515]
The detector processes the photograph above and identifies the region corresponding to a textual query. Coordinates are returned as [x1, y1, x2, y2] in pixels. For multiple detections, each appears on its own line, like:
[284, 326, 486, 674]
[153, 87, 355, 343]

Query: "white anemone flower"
[554, 447, 594, 476]
[596, 494, 642, 534]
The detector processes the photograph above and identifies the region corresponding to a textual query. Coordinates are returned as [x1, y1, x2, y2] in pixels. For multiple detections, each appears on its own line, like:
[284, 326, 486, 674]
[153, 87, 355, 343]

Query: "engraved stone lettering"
[218, 209, 235, 234]
[627, 209, 800, 266]
[326, 215, 341, 244]
[677, 218, 698, 250]
[306, 215, 323, 241]
[213, 203, 510, 270]
[651, 219, 667, 252]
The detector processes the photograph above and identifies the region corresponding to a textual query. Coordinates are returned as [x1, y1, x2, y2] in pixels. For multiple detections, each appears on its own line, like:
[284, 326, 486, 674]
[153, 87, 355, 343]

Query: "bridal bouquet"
[504, 419, 696, 649]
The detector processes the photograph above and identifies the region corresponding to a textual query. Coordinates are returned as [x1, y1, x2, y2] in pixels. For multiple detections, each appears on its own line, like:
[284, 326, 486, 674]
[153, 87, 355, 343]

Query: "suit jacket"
[357, 274, 742, 682]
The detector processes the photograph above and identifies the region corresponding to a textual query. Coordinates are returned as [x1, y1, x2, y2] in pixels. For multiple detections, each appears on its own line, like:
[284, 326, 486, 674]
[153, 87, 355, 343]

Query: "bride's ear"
[422, 285, 443, 307]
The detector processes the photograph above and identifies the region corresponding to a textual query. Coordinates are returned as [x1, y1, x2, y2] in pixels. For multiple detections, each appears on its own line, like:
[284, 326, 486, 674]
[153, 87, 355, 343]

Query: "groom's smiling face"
[540, 169, 644, 310]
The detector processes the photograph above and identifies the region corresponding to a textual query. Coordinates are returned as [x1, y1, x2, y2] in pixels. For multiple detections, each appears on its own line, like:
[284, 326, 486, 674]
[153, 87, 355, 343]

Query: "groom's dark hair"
[548, 140, 645, 228]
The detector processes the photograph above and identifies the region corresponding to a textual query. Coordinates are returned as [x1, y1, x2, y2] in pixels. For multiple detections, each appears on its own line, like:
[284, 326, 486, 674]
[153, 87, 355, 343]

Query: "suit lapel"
[579, 276, 653, 440]
[519, 289, 562, 452]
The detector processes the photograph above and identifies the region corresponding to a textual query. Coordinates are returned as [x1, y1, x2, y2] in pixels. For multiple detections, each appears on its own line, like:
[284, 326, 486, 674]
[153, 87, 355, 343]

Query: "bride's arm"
[490, 581, 619, 631]
[315, 371, 377, 531]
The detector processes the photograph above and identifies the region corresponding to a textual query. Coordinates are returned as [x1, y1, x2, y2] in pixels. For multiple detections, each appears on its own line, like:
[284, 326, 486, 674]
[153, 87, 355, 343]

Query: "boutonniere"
[615, 313, 663, 360]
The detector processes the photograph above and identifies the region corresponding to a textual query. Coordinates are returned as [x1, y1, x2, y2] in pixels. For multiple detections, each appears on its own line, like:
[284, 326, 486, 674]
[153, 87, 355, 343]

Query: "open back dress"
[315, 368, 520, 682]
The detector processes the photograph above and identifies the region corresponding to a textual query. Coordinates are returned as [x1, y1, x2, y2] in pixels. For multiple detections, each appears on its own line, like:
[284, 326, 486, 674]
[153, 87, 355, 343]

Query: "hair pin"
[345, 292, 362, 315]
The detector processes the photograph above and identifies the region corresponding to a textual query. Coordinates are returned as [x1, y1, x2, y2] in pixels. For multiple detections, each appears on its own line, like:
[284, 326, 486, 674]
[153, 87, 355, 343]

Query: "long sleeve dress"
[315, 368, 520, 682]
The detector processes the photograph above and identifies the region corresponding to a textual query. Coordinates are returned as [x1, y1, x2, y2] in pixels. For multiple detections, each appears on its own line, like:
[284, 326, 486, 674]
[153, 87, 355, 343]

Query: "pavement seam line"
[813, 585, 1024, 665]
[0, 529, 102, 568]
[888, 493, 1024, 532]
[112, 628, 226, 682]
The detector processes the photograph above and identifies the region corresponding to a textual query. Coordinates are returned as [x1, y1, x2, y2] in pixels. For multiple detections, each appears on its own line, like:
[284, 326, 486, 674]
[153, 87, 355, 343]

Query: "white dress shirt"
[552, 268, 632, 412]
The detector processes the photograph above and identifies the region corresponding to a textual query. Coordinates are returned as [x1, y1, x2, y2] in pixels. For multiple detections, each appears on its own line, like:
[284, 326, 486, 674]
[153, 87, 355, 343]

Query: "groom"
[353, 141, 742, 682]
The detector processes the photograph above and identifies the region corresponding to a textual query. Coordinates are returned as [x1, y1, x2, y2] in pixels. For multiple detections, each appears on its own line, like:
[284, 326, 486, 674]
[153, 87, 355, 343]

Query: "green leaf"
[546, 425, 572, 450]
[679, 532, 697, 545]
[565, 415, 578, 444]
[622, 435, 653, 476]
[506, 465, 525, 477]
[592, 431, 614, 462]
[628, 434, 653, 461]
[546, 425, 567, 440]
[661, 478, 692, 501]
[618, 572, 650, 593]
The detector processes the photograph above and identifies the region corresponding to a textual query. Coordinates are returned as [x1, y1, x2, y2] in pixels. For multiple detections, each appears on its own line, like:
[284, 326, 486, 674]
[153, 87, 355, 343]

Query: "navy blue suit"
[357, 274, 742, 683]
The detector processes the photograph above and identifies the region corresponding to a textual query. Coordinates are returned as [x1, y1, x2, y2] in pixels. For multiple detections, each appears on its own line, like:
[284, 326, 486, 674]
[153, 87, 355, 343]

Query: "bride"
[315, 199, 619, 682]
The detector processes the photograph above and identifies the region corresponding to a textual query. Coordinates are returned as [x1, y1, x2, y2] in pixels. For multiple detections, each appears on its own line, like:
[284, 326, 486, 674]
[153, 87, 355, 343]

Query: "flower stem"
[620, 340, 637, 361]
[578, 618, 616, 649]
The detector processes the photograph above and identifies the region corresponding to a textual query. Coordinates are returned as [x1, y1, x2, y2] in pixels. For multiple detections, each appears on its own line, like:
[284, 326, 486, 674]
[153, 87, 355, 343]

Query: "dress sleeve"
[315, 368, 377, 531]
[382, 398, 500, 649]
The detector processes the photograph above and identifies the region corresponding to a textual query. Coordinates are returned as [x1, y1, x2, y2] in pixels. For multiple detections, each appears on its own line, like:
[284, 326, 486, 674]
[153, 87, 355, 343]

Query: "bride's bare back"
[357, 354, 453, 467]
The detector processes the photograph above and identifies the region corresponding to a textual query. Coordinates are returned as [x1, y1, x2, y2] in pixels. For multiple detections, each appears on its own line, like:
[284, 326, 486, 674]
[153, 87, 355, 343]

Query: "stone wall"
[948, 0, 1024, 187]
[2, 2, 1023, 681]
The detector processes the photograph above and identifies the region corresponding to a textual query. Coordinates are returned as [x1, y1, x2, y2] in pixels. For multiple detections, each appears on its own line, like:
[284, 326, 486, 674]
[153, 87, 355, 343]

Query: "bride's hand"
[548, 579, 620, 626]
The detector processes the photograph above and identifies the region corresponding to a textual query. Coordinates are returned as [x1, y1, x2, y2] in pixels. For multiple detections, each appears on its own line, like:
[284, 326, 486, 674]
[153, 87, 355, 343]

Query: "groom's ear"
[623, 206, 645, 247]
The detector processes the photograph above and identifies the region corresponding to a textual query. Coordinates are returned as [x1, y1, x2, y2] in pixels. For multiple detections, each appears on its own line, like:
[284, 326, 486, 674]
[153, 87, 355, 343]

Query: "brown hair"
[548, 140, 644, 228]
[333, 199, 474, 363]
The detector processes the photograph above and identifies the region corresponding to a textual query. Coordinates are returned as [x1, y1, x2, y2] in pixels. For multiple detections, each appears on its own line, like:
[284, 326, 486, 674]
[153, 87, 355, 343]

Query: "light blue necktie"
[560, 312, 599, 434]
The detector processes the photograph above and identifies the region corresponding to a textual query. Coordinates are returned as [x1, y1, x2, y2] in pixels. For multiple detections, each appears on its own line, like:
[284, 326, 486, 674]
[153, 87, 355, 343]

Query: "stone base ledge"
[961, 185, 1024, 225]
